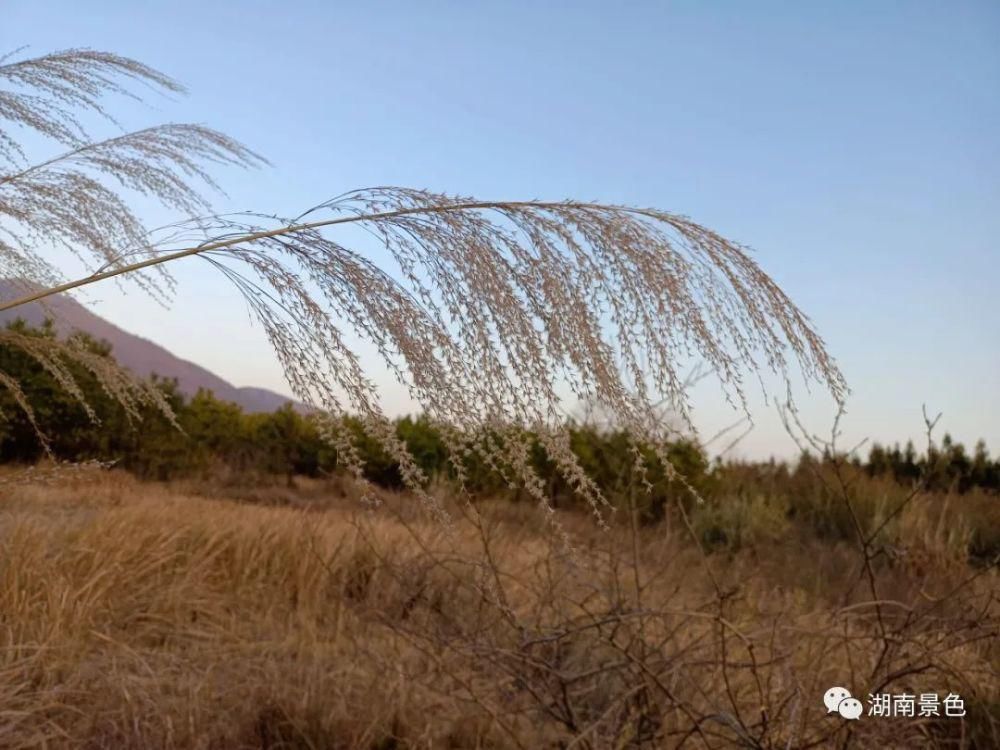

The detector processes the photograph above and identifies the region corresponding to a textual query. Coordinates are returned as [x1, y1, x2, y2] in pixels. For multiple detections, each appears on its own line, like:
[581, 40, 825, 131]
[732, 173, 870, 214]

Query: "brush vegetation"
[0, 469, 996, 749]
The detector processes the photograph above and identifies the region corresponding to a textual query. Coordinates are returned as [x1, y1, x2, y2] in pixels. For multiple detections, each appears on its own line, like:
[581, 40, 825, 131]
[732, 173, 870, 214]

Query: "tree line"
[1, 321, 996, 509]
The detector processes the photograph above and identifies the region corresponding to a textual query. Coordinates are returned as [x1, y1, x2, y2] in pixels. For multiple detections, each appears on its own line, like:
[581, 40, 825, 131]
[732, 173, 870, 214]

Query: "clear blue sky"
[5, 1, 998, 459]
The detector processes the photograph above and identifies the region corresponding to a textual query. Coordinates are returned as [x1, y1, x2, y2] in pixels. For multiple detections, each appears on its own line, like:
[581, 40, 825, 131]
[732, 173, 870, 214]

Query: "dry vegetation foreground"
[0, 472, 996, 749]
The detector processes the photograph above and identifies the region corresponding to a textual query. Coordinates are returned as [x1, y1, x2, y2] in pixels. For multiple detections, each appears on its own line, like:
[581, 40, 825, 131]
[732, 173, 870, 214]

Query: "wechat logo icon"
[824, 686, 863, 720]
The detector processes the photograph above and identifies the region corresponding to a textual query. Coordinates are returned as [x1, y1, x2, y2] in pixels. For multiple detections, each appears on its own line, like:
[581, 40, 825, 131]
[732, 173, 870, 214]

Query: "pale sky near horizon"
[4, 1, 998, 459]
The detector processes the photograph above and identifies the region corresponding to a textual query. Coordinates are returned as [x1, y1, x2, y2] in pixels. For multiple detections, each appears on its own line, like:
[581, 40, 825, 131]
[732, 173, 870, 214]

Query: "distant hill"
[0, 279, 300, 413]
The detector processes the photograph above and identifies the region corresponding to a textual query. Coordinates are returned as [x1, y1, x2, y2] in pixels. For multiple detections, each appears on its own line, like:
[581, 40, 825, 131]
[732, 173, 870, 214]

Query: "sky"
[4, 0, 998, 459]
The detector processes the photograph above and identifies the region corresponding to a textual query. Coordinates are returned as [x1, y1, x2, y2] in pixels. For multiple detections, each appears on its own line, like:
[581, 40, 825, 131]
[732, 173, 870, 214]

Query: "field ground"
[0, 470, 996, 748]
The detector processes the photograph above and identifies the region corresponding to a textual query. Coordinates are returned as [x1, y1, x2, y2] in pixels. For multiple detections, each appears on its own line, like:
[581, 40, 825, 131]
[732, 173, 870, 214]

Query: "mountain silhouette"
[0, 279, 299, 413]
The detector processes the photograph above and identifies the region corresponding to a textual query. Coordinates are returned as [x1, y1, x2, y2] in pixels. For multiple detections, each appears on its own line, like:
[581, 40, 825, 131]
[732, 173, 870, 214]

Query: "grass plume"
[0, 48, 845, 515]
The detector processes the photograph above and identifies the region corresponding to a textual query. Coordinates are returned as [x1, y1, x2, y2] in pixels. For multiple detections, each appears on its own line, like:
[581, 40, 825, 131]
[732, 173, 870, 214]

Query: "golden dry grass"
[0, 472, 996, 749]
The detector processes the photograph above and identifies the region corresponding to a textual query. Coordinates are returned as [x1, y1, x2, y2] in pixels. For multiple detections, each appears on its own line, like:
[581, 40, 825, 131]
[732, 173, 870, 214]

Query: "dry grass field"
[0, 469, 996, 749]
